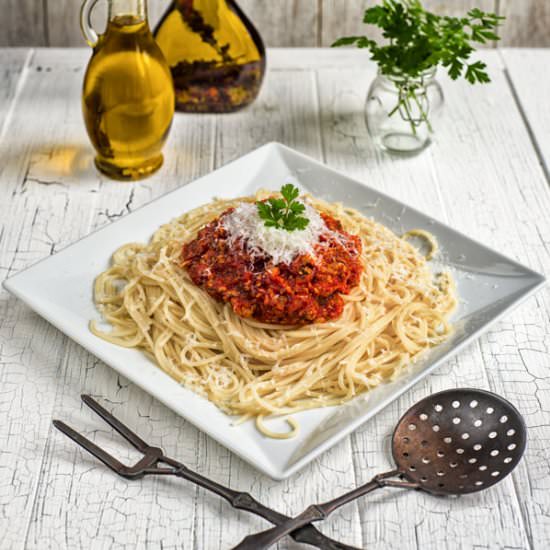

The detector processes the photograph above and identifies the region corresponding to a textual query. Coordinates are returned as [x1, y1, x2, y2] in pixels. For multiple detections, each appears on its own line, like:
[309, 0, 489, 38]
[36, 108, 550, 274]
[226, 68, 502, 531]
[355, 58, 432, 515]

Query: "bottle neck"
[109, 0, 147, 22]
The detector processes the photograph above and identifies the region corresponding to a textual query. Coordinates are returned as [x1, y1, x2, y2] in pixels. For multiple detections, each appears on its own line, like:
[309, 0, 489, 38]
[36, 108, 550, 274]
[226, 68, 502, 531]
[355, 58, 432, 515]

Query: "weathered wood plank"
[6, 51, 360, 550]
[0, 47, 214, 549]
[321, 0, 382, 46]
[0, 1, 47, 47]
[0, 49, 97, 547]
[0, 49, 31, 140]
[1, 47, 549, 549]
[314, 52, 533, 549]
[320, 0, 497, 47]
[500, 48, 550, 185]
[238, 0, 320, 47]
[3, 0, 550, 47]
[46, 0, 101, 48]
[268, 46, 370, 69]
[426, 50, 550, 549]
[46, 0, 168, 47]
[499, 0, 550, 47]
[45, 0, 320, 48]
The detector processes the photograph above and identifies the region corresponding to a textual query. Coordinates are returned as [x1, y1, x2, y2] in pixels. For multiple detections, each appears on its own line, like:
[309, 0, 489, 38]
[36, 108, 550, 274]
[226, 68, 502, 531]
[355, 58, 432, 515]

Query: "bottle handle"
[80, 0, 101, 48]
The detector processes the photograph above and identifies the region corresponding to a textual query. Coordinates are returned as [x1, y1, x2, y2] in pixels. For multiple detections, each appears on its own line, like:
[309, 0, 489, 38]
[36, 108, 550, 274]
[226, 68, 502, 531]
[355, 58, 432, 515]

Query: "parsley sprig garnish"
[256, 184, 310, 232]
[332, 1, 504, 134]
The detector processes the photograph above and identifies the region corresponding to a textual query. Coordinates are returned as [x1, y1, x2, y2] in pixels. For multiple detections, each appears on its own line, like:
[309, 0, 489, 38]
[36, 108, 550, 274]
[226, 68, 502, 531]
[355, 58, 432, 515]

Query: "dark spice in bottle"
[154, 0, 265, 113]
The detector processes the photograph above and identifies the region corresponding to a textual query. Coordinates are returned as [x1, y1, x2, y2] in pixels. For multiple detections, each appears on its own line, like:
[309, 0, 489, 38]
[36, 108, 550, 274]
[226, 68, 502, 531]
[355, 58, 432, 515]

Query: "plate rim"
[3, 141, 546, 479]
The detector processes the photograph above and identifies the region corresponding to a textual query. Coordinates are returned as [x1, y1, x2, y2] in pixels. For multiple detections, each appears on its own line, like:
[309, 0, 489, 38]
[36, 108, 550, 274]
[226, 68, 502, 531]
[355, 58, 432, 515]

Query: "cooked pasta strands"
[91, 194, 456, 436]
[402, 229, 439, 260]
[256, 416, 300, 439]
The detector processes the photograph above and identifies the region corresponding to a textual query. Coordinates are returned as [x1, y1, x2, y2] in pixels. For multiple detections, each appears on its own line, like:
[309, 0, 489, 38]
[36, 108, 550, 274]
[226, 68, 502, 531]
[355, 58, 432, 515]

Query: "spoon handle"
[173, 468, 359, 550]
[232, 470, 401, 550]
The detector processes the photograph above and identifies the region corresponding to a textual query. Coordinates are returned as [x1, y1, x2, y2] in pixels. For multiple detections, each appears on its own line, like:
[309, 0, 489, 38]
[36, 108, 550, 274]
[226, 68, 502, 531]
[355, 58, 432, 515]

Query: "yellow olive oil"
[154, 0, 265, 113]
[82, 15, 175, 180]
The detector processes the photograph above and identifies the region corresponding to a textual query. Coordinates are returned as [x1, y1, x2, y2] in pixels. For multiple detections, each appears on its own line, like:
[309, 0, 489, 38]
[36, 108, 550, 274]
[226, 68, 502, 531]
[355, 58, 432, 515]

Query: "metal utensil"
[52, 395, 359, 550]
[234, 388, 527, 550]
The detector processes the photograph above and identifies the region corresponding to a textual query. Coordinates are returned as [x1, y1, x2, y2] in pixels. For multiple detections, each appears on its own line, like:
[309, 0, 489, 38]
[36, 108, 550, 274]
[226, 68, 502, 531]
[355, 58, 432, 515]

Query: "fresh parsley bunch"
[332, 0, 504, 133]
[257, 184, 310, 232]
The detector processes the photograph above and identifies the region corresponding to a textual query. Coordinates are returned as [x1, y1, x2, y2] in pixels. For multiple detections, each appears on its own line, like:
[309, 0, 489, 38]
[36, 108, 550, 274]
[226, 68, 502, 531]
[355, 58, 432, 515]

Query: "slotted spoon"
[234, 388, 527, 550]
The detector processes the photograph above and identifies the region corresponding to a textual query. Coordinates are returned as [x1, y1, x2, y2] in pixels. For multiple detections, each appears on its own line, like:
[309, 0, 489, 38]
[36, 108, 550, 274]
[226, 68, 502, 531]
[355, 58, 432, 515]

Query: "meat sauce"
[182, 209, 363, 325]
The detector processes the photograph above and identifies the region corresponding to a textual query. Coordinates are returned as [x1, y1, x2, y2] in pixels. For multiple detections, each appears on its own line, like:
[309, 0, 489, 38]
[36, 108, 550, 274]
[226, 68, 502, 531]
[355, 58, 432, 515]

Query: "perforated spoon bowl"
[392, 387, 526, 494]
[234, 388, 527, 550]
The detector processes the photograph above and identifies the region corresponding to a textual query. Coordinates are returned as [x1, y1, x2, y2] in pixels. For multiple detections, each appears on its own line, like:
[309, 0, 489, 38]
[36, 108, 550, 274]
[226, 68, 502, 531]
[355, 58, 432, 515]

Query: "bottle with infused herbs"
[81, 0, 175, 180]
[154, 0, 265, 113]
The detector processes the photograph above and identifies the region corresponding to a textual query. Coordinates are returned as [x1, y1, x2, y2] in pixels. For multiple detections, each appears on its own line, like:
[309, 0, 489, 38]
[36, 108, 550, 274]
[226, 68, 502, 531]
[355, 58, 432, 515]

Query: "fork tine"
[53, 420, 128, 474]
[81, 394, 149, 453]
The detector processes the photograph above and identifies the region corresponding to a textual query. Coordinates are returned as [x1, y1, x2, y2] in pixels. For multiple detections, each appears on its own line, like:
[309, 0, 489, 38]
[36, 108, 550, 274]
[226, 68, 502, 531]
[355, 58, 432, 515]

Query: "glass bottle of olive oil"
[154, 0, 265, 113]
[81, 0, 175, 180]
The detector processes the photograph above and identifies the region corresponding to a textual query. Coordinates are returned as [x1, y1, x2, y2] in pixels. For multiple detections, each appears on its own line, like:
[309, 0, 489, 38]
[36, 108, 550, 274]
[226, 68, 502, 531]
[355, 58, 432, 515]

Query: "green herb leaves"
[332, 1, 504, 85]
[256, 184, 310, 232]
[331, 1, 504, 136]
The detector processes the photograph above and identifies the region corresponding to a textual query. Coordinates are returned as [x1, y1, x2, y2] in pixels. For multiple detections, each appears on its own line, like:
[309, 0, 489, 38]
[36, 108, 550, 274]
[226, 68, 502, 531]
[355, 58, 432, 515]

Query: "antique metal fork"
[52, 395, 359, 550]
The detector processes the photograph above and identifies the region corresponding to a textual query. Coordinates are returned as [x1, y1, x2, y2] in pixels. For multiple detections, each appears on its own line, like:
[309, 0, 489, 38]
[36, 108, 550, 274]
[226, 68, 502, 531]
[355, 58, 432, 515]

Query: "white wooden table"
[1, 47, 549, 550]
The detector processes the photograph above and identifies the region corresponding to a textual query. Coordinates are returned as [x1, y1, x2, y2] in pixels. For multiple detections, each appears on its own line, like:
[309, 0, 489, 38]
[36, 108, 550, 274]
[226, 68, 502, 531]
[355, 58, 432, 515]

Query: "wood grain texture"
[0, 47, 214, 549]
[0, 1, 47, 47]
[500, 49, 550, 185]
[46, 0, 168, 47]
[313, 50, 538, 550]
[44, 0, 321, 48]
[46, 0, 103, 48]
[0, 49, 31, 139]
[1, 47, 550, 549]
[238, 0, 320, 47]
[321, 0, 497, 46]
[498, 0, 550, 47]
[427, 50, 550, 549]
[3, 0, 550, 47]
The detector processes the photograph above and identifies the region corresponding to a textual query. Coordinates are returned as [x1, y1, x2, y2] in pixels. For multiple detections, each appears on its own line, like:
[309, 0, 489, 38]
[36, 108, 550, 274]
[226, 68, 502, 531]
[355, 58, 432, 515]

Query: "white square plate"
[4, 143, 545, 480]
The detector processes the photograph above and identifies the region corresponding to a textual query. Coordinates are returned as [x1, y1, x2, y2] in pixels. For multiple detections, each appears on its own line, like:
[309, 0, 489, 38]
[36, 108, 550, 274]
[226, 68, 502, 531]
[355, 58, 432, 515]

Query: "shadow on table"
[3, 141, 96, 187]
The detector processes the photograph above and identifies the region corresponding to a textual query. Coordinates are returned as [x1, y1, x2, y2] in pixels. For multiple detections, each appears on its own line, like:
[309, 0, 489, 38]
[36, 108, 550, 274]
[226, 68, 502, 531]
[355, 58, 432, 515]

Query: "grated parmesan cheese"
[220, 201, 329, 265]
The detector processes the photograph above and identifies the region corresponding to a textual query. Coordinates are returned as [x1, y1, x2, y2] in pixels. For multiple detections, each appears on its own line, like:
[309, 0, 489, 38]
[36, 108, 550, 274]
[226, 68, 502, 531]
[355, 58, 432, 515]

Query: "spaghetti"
[91, 192, 457, 434]
[402, 228, 439, 260]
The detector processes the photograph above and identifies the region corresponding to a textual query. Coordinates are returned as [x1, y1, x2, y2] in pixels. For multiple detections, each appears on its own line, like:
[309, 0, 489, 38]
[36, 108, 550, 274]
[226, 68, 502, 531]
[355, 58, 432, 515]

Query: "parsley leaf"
[256, 184, 310, 232]
[333, 1, 504, 82]
[332, 1, 504, 134]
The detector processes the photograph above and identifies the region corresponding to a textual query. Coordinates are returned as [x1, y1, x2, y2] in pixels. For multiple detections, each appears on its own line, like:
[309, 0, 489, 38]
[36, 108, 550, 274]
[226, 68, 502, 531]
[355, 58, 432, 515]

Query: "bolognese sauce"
[182, 206, 363, 325]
